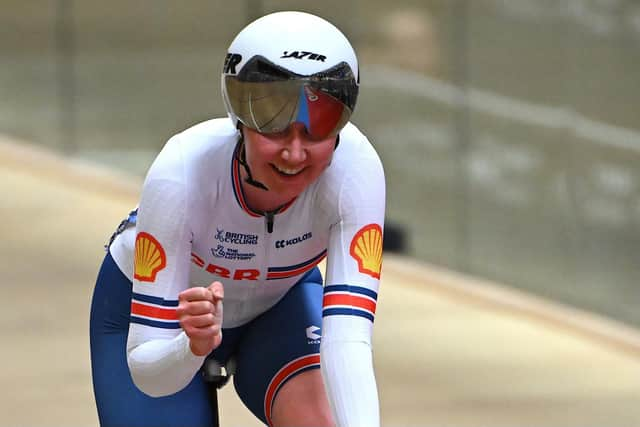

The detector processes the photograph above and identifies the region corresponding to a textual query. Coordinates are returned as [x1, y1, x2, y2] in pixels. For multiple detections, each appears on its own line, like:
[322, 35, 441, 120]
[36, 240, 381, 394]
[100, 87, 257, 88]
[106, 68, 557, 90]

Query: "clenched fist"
[177, 281, 224, 356]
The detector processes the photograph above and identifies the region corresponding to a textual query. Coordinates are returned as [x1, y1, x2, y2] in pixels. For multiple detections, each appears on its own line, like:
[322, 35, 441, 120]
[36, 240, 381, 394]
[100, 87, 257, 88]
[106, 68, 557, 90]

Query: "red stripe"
[264, 354, 320, 426]
[191, 252, 205, 267]
[322, 294, 377, 314]
[266, 256, 324, 279]
[130, 302, 178, 320]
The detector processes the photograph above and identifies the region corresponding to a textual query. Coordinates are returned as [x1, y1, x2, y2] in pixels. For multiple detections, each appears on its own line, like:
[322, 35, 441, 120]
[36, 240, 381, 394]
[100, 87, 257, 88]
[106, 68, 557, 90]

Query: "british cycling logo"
[211, 244, 256, 261]
[281, 51, 326, 61]
[215, 228, 258, 245]
[275, 232, 312, 249]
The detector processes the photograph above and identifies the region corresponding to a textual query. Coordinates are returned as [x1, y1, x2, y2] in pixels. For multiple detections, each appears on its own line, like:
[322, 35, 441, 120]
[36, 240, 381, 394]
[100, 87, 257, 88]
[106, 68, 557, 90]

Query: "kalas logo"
[275, 232, 312, 249]
[281, 51, 326, 62]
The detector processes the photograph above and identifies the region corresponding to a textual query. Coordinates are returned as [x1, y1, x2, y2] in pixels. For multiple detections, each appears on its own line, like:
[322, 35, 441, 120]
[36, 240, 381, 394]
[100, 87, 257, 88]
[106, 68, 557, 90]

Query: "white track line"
[365, 64, 640, 152]
[384, 254, 640, 357]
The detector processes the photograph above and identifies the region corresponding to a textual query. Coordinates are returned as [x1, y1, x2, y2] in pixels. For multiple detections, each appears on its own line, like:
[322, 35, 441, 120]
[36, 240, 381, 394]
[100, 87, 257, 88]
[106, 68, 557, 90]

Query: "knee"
[270, 369, 334, 427]
[273, 403, 333, 427]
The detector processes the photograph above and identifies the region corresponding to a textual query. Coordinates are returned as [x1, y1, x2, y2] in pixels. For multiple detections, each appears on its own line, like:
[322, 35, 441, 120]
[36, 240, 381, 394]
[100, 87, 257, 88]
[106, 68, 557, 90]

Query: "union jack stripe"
[130, 292, 180, 329]
[322, 285, 378, 322]
[267, 250, 327, 280]
[264, 354, 320, 426]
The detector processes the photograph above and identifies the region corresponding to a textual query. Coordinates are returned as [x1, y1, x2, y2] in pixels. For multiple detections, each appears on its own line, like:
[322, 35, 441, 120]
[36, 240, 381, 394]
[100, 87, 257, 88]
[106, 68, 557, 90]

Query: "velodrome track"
[1, 136, 639, 427]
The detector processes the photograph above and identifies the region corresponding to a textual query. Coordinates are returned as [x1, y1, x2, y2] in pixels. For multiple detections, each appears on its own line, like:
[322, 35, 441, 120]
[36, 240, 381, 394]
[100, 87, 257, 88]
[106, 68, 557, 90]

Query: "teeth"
[275, 165, 303, 175]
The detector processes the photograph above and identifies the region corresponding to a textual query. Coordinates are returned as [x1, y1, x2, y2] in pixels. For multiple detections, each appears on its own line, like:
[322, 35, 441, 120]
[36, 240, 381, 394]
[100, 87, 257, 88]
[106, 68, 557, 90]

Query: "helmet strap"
[235, 131, 269, 191]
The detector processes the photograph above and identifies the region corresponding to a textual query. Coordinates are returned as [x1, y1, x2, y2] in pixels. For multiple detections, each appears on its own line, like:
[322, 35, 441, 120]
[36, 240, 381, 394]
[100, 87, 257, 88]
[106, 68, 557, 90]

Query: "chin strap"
[235, 134, 269, 191]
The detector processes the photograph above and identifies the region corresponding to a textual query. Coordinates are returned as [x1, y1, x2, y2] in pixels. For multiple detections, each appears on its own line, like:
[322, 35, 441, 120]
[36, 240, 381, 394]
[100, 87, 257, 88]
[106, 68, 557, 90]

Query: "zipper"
[261, 211, 275, 286]
[265, 210, 275, 234]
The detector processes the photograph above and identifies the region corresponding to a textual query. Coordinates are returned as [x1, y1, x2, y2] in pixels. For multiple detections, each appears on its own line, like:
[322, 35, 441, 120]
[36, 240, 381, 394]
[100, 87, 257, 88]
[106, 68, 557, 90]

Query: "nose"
[281, 123, 308, 163]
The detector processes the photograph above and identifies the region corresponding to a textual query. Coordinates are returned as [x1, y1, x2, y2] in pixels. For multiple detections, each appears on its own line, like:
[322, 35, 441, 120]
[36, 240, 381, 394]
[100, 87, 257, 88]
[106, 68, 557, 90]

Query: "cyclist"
[90, 10, 385, 427]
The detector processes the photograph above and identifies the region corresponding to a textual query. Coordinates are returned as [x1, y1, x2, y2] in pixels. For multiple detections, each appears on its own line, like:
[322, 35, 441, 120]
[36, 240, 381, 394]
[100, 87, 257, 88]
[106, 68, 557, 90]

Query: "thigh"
[90, 252, 214, 427]
[232, 268, 324, 425]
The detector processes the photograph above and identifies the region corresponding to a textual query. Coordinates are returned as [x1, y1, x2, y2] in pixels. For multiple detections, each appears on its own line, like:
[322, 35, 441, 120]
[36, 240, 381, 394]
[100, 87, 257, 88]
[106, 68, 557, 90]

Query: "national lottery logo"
[211, 244, 256, 261]
[215, 228, 258, 245]
[275, 232, 312, 249]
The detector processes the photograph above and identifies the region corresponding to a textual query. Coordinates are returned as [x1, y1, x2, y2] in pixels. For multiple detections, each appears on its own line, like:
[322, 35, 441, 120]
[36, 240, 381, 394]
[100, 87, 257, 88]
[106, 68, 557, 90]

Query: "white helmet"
[221, 11, 359, 139]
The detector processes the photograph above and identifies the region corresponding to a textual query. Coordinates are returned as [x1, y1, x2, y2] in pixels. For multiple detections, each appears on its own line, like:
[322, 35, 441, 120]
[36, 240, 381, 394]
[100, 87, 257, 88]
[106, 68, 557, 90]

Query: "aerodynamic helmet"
[221, 11, 359, 140]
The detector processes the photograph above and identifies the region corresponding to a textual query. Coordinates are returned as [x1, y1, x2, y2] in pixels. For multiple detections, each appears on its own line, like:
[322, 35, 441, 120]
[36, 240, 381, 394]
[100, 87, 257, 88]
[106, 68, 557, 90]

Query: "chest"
[189, 205, 328, 285]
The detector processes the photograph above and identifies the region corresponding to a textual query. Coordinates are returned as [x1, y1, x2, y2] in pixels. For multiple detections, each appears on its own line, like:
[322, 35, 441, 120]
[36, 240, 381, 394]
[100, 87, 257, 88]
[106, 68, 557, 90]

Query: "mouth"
[271, 164, 305, 177]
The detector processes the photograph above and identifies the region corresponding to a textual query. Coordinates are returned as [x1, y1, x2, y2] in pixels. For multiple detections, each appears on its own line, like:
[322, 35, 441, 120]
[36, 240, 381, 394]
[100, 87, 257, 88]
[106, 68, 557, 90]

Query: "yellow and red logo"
[349, 223, 383, 279]
[134, 232, 167, 283]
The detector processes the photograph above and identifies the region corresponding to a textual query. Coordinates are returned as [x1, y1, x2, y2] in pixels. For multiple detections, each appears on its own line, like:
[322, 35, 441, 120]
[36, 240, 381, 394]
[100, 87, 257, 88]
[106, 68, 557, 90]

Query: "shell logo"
[134, 232, 167, 283]
[349, 224, 383, 279]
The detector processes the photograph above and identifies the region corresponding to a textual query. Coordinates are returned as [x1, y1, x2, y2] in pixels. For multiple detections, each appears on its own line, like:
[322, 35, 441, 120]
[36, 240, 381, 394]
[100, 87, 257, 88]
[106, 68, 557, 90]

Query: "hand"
[177, 281, 224, 356]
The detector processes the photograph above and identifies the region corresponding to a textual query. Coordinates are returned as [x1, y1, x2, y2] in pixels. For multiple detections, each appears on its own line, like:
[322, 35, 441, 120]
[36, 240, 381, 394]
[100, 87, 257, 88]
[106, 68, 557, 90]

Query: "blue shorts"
[90, 251, 324, 427]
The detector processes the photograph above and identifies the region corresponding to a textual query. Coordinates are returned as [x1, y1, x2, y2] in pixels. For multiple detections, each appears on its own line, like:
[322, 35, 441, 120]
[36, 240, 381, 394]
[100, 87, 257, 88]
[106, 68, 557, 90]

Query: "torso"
[110, 118, 385, 328]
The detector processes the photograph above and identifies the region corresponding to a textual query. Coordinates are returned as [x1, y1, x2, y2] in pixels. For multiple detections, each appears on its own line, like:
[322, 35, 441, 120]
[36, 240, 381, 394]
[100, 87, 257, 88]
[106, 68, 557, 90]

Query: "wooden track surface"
[1, 137, 639, 427]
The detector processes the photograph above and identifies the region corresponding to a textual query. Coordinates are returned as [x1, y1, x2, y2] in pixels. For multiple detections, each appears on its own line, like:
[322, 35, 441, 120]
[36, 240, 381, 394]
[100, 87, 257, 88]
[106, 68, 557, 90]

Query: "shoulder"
[176, 117, 238, 143]
[170, 117, 238, 157]
[149, 118, 238, 177]
[324, 122, 384, 184]
[311, 122, 385, 215]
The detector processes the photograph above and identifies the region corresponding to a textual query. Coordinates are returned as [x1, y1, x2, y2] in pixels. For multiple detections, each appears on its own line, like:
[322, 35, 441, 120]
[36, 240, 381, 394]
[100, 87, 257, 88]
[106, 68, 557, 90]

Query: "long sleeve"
[318, 129, 385, 426]
[127, 331, 206, 397]
[320, 316, 380, 426]
[124, 135, 203, 396]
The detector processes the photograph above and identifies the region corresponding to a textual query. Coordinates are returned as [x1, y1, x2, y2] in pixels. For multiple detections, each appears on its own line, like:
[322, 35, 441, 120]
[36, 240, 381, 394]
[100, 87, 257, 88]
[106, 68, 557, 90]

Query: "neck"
[239, 167, 291, 212]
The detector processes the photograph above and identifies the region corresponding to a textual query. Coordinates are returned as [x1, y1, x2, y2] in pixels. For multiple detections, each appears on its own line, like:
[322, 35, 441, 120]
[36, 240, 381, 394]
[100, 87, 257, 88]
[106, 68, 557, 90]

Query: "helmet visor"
[224, 56, 358, 139]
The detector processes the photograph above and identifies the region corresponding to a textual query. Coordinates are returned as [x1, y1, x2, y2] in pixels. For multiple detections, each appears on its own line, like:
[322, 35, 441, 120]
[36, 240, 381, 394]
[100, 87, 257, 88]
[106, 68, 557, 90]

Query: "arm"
[320, 260, 381, 427]
[124, 137, 216, 397]
[128, 281, 224, 397]
[320, 332, 379, 426]
[320, 139, 385, 426]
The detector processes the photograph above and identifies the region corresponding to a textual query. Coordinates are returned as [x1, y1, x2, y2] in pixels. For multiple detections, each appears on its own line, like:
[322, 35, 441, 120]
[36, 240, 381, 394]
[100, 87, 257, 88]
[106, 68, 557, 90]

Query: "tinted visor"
[224, 56, 358, 139]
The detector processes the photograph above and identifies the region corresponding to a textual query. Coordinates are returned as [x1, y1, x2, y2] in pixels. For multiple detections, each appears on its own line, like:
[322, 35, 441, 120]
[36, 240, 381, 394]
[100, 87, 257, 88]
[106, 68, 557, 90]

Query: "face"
[242, 123, 336, 201]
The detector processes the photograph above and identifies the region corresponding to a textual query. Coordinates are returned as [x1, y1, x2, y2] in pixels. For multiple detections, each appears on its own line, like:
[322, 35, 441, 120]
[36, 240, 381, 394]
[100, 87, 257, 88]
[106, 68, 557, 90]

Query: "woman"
[90, 10, 385, 427]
